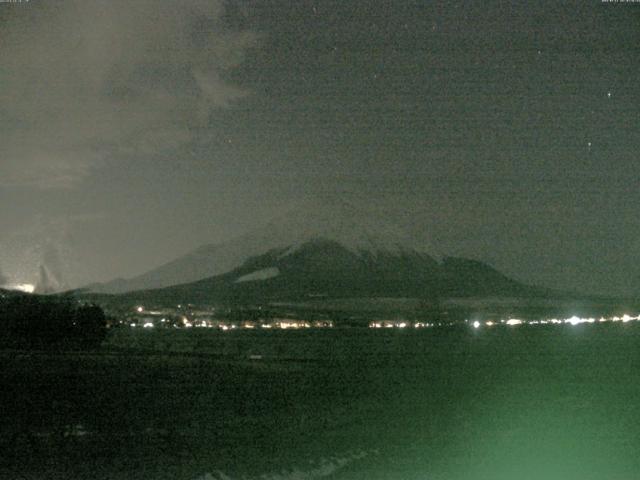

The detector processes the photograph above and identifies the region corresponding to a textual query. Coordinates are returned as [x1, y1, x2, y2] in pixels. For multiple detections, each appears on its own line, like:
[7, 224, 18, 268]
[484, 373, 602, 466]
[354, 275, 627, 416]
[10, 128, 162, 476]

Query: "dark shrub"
[0, 295, 107, 349]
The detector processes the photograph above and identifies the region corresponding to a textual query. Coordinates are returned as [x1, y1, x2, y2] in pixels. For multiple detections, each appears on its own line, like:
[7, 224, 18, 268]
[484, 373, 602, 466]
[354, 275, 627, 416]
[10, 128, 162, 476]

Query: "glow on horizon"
[565, 316, 583, 326]
[4, 283, 35, 293]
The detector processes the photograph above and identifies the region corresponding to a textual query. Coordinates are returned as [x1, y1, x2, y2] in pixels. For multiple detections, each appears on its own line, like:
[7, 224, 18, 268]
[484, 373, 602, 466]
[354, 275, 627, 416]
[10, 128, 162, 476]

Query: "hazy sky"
[1, 0, 639, 295]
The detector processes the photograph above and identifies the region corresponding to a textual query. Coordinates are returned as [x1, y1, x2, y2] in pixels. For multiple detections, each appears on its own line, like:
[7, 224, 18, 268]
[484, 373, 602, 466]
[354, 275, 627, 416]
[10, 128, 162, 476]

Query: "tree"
[72, 304, 108, 347]
[0, 295, 107, 349]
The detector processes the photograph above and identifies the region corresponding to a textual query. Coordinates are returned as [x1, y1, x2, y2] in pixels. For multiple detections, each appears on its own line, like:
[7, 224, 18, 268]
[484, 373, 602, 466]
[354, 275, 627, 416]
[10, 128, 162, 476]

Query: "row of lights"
[369, 315, 640, 330]
[369, 321, 440, 329]
[134, 319, 332, 330]
[472, 314, 640, 329]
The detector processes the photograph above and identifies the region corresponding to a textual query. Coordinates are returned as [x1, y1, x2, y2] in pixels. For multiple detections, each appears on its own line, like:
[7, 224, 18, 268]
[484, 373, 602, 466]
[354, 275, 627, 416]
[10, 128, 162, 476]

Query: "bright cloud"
[0, 0, 258, 188]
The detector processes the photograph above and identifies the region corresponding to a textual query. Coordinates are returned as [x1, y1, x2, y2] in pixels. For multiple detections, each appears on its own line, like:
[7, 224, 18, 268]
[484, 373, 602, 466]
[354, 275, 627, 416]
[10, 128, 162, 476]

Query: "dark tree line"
[0, 295, 107, 349]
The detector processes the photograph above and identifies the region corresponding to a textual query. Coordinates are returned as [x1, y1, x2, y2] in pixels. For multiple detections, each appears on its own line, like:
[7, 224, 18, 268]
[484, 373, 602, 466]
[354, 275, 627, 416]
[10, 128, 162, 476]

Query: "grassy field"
[2, 324, 640, 479]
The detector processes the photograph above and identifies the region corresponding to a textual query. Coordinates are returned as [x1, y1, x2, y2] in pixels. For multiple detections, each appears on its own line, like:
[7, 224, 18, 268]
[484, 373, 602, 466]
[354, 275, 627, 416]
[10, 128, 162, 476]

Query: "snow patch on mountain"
[235, 267, 280, 283]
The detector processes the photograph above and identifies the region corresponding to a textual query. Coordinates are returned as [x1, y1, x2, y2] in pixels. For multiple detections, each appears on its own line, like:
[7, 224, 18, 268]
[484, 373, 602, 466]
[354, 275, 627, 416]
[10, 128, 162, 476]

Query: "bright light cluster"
[471, 314, 640, 329]
[369, 321, 442, 329]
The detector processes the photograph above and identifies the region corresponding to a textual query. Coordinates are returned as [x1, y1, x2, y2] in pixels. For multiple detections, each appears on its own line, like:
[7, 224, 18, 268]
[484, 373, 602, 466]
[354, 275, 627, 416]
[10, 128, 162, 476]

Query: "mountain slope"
[90, 200, 439, 294]
[85, 199, 544, 307]
[102, 238, 533, 307]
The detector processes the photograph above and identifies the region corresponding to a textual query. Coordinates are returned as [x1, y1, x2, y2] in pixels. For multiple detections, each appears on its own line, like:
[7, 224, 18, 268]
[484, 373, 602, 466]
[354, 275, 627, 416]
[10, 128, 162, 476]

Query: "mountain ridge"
[89, 200, 440, 294]
[87, 238, 538, 308]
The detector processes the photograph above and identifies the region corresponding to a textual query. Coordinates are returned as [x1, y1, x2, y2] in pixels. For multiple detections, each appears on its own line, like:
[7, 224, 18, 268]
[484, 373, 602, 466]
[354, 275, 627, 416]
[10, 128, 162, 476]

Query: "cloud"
[0, 0, 258, 188]
[0, 213, 106, 288]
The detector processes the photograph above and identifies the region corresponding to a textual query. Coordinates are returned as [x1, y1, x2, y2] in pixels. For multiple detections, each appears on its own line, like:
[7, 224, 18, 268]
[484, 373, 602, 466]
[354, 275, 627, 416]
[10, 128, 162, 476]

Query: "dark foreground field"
[2, 324, 640, 480]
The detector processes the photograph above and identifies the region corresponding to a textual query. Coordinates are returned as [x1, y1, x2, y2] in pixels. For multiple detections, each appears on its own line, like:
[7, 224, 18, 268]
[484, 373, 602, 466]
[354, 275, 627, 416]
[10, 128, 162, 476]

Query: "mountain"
[83, 199, 548, 307]
[89, 200, 440, 294]
[107, 238, 533, 306]
[72, 200, 636, 316]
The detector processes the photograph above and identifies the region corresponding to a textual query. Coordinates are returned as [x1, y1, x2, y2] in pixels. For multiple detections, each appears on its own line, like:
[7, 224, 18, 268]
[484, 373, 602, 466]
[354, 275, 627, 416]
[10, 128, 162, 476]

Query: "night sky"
[0, 0, 638, 295]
